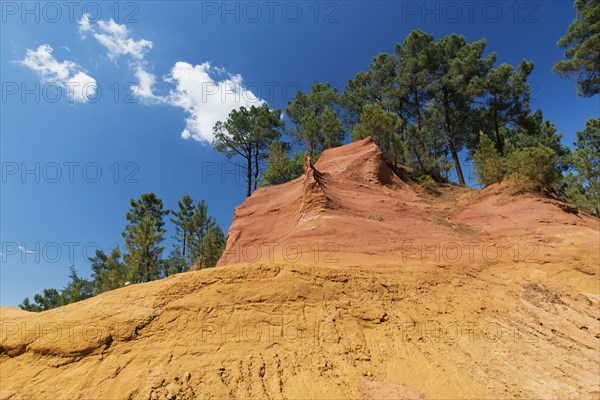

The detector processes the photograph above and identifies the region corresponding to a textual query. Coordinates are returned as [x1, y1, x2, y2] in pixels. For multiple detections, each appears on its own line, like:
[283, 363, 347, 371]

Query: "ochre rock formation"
[1, 138, 599, 399]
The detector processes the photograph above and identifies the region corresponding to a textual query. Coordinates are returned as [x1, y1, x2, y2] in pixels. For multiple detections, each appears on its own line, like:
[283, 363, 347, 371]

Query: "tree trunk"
[414, 84, 422, 131]
[443, 89, 466, 185]
[494, 108, 504, 155]
[414, 85, 427, 165]
[199, 228, 205, 269]
[182, 230, 186, 260]
[246, 153, 252, 197]
[414, 147, 425, 171]
[254, 143, 259, 191]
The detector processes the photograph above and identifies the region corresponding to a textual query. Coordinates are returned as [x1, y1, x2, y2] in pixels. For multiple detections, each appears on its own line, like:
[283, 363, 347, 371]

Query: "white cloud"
[79, 14, 157, 103]
[19, 44, 97, 103]
[21, 44, 75, 81]
[165, 61, 264, 143]
[75, 17, 265, 142]
[181, 129, 192, 140]
[133, 66, 158, 102]
[78, 13, 91, 34]
[66, 71, 98, 103]
[79, 13, 152, 60]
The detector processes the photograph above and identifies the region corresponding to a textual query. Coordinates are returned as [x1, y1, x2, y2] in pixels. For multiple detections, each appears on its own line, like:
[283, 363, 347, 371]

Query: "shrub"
[418, 174, 440, 195]
[507, 145, 560, 192]
[558, 173, 598, 215]
[473, 132, 504, 186]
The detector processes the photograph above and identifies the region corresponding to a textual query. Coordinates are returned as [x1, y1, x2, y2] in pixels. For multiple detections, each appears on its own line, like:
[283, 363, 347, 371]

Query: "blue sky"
[1, 1, 598, 307]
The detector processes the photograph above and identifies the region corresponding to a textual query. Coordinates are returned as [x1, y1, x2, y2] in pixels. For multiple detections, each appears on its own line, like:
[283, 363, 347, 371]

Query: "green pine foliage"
[19, 289, 62, 312]
[286, 83, 344, 157]
[124, 215, 165, 283]
[560, 118, 600, 215]
[213, 103, 283, 197]
[471, 60, 534, 155]
[553, 0, 600, 97]
[89, 247, 127, 294]
[321, 106, 345, 149]
[202, 224, 226, 268]
[351, 104, 402, 162]
[123, 193, 167, 283]
[170, 194, 223, 270]
[19, 267, 94, 312]
[261, 141, 305, 186]
[505, 110, 572, 170]
[473, 132, 505, 187]
[507, 146, 561, 192]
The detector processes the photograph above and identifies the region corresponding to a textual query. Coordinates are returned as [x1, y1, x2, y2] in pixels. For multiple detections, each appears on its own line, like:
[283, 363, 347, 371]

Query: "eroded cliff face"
[217, 137, 598, 269]
[218, 137, 435, 267]
[299, 153, 328, 220]
[1, 138, 599, 400]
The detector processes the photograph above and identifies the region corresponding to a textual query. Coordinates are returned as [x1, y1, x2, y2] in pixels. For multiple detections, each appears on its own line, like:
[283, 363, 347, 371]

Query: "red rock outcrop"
[218, 137, 598, 267]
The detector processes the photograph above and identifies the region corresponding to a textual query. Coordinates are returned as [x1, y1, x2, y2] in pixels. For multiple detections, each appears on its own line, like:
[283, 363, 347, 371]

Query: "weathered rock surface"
[1, 138, 598, 399]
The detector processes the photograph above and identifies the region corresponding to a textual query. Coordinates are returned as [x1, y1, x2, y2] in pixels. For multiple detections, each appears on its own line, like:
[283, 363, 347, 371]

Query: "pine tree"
[86, 247, 127, 293]
[123, 193, 167, 283]
[553, 0, 600, 97]
[187, 200, 209, 267]
[472, 60, 534, 155]
[396, 29, 434, 132]
[126, 192, 168, 231]
[367, 53, 400, 113]
[286, 82, 342, 156]
[252, 103, 285, 191]
[124, 215, 165, 283]
[427, 34, 496, 184]
[396, 30, 435, 169]
[341, 53, 401, 134]
[89, 249, 108, 294]
[170, 194, 195, 267]
[213, 104, 283, 197]
[202, 223, 226, 268]
[414, 107, 452, 178]
[19, 297, 38, 312]
[103, 246, 127, 290]
[169, 194, 225, 269]
[340, 71, 372, 128]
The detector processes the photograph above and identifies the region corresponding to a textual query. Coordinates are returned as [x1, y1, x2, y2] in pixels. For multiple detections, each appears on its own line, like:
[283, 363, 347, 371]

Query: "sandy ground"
[1, 138, 599, 399]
